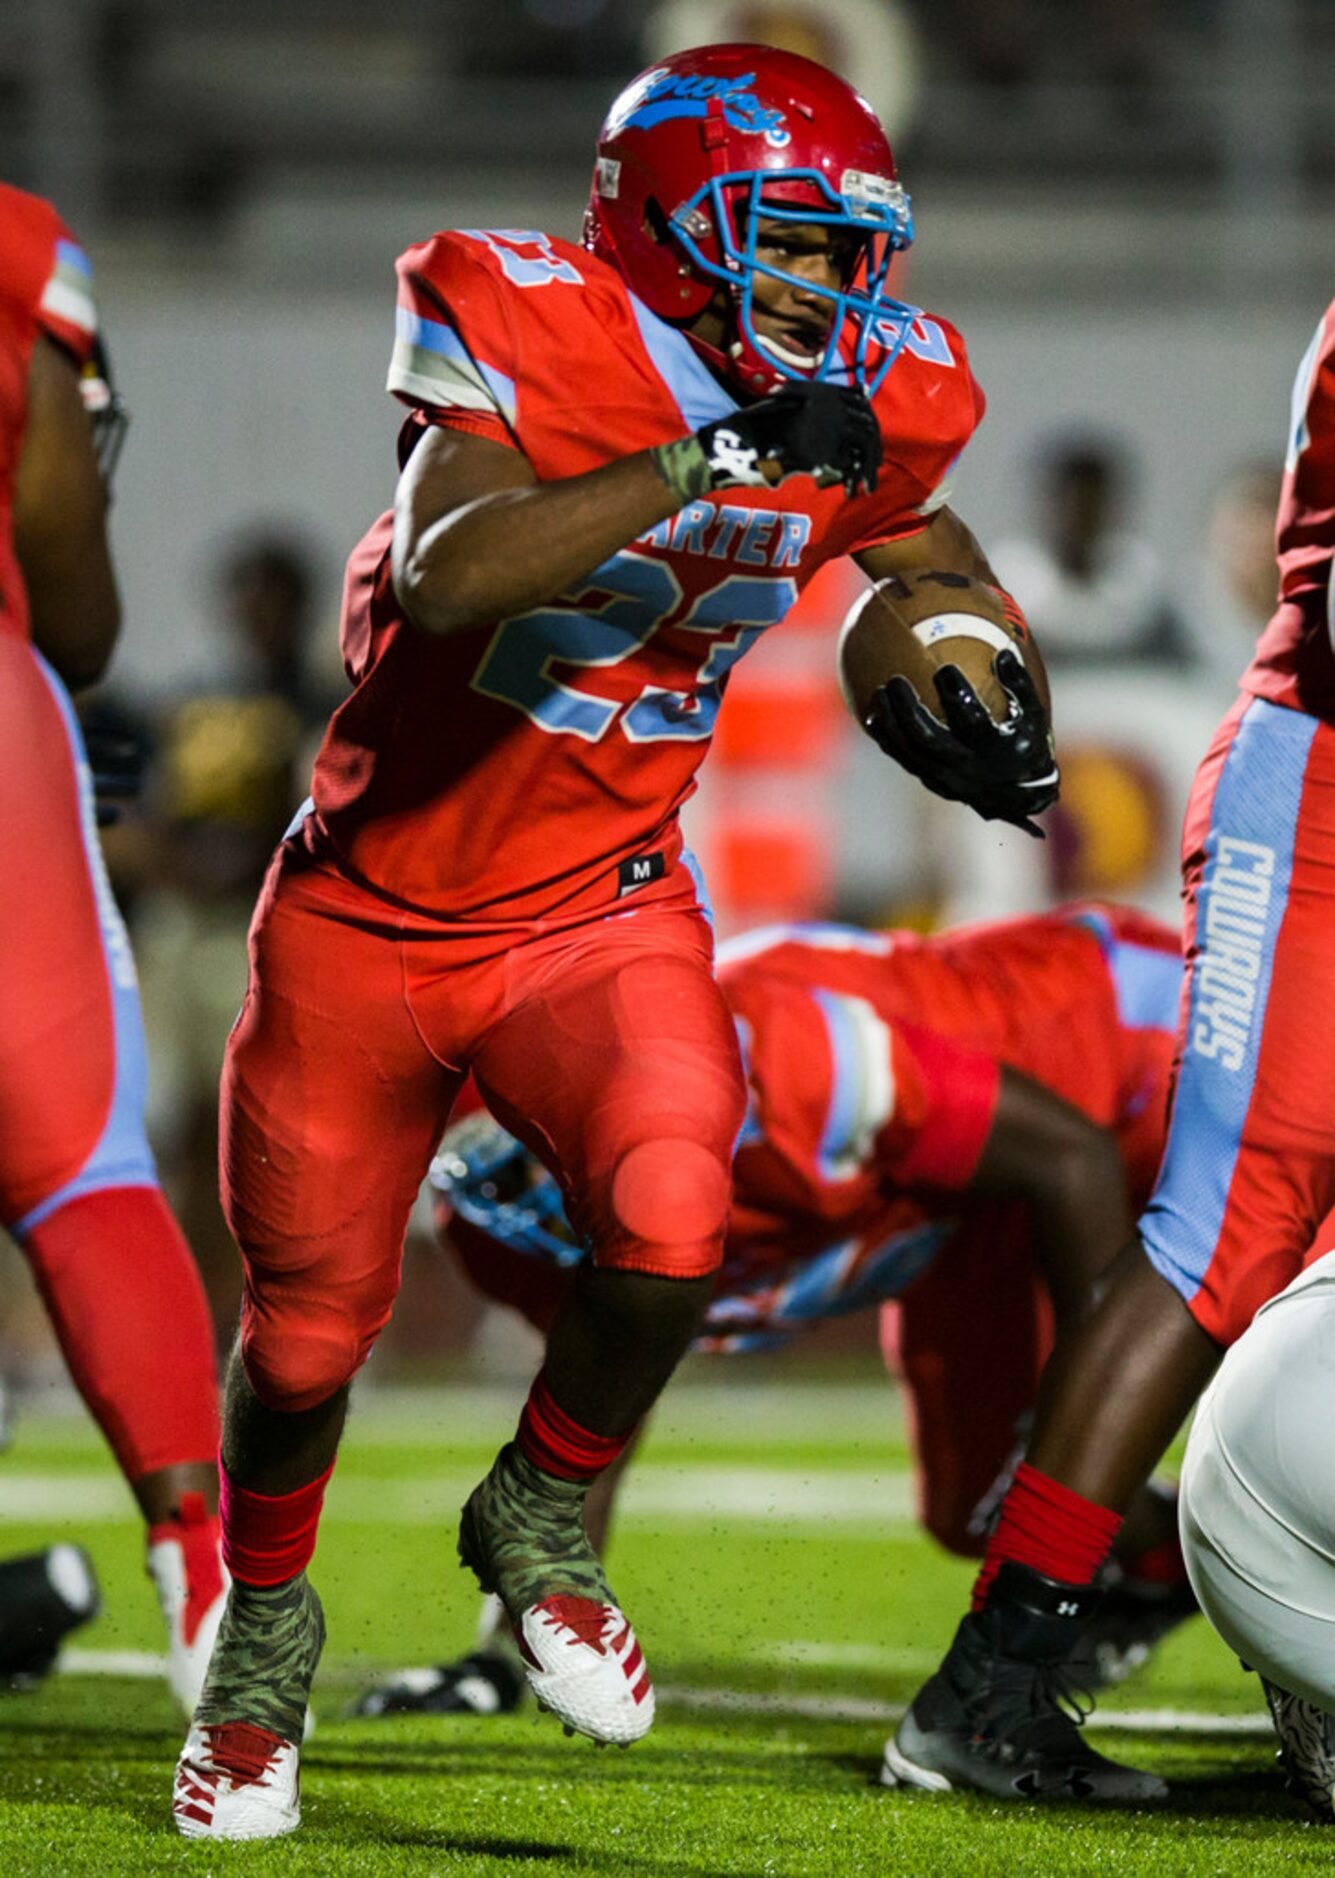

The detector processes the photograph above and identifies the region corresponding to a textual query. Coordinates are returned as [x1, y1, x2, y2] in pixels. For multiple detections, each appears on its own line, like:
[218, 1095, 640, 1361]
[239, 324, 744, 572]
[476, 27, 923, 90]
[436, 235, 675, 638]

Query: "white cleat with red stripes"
[516, 1594, 654, 1744]
[172, 1721, 300, 1840]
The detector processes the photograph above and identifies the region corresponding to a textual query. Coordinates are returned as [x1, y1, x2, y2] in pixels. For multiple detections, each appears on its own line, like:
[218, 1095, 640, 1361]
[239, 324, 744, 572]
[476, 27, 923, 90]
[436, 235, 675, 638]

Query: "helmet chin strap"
[680, 290, 798, 402]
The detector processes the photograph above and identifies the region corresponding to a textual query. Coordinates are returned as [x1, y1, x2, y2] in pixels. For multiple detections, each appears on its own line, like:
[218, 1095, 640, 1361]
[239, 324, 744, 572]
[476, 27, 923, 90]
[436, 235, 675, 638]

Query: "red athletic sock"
[148, 1490, 225, 1645]
[20, 1186, 220, 1482]
[219, 1459, 334, 1587]
[971, 1462, 1122, 1610]
[517, 1371, 633, 1482]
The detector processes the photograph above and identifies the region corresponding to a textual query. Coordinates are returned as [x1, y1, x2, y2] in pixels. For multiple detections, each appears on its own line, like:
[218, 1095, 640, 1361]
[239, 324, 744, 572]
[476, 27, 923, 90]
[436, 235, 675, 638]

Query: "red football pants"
[881, 1203, 1052, 1558]
[0, 639, 217, 1480]
[1141, 697, 1335, 1343]
[223, 844, 745, 1413]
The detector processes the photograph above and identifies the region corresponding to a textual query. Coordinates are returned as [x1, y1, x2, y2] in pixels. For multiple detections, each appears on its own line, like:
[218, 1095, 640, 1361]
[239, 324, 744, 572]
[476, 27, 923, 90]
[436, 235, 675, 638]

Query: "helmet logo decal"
[622, 69, 791, 148]
[595, 156, 621, 199]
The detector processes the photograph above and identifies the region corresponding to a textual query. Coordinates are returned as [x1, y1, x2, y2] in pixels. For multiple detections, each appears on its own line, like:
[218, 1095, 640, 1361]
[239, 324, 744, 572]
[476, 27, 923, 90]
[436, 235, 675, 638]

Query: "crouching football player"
[354, 903, 1197, 1726]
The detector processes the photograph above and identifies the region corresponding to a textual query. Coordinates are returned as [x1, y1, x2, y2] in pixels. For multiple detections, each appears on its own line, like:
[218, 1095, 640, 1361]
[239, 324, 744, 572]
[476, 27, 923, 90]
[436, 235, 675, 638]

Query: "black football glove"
[866, 648, 1060, 838]
[653, 381, 882, 503]
[81, 720, 145, 828]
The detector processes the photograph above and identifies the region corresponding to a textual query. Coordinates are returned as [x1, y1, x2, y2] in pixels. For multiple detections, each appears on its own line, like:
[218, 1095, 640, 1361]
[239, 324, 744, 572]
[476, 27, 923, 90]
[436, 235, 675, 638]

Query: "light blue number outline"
[458, 229, 584, 288]
[471, 552, 682, 742]
[623, 571, 798, 742]
[471, 553, 799, 745]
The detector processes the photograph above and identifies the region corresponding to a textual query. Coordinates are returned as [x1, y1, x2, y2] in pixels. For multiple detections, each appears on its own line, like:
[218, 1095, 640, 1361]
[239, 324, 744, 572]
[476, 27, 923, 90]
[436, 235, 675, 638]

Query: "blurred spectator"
[1182, 457, 1283, 697]
[147, 529, 334, 907]
[645, 0, 921, 144]
[452, 0, 644, 76]
[131, 529, 338, 1333]
[921, 0, 1164, 108]
[937, 430, 1224, 929]
[990, 431, 1195, 670]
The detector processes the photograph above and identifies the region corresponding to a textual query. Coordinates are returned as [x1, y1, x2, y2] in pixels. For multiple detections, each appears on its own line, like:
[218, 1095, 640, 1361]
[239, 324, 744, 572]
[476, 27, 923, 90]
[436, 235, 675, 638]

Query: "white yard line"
[0, 1468, 918, 1527]
[659, 1684, 1272, 1737]
[6, 1380, 907, 1454]
[62, 1648, 165, 1678]
[56, 1649, 1270, 1738]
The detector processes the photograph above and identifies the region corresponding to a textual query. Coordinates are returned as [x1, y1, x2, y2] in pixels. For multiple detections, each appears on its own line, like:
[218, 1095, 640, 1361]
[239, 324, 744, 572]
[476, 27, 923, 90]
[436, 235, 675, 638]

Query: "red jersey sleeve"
[820, 311, 986, 560]
[387, 231, 522, 449]
[736, 974, 999, 1203]
[1274, 301, 1335, 611]
[0, 184, 100, 371]
[877, 1020, 1001, 1189]
[1242, 300, 1335, 718]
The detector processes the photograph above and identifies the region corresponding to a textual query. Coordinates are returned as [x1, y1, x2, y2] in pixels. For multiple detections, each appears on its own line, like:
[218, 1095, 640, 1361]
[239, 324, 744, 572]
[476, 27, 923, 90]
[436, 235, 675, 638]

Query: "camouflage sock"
[458, 1442, 613, 1616]
[194, 1573, 324, 1742]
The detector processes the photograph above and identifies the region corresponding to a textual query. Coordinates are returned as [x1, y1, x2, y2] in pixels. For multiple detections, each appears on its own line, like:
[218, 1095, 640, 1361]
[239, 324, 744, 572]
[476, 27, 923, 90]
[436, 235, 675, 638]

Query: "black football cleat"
[350, 1648, 525, 1718]
[881, 1563, 1168, 1803]
[1077, 1568, 1200, 1689]
[0, 1544, 100, 1687]
[1261, 1679, 1335, 1822]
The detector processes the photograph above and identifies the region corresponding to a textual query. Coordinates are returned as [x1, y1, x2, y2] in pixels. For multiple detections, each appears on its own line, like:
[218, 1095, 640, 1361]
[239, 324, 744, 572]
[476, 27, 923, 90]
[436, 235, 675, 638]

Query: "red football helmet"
[584, 43, 916, 398]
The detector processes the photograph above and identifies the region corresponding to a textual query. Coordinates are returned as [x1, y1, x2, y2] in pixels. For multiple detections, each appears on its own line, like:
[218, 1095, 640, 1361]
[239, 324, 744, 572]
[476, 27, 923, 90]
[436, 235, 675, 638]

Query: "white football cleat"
[516, 1594, 654, 1744]
[147, 1491, 229, 1716]
[172, 1720, 300, 1839]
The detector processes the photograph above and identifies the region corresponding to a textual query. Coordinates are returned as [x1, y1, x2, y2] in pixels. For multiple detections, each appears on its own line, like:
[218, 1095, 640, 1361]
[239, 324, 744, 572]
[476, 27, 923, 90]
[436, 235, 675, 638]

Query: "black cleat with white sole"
[351, 1649, 525, 1719]
[0, 1545, 100, 1687]
[881, 1563, 1168, 1803]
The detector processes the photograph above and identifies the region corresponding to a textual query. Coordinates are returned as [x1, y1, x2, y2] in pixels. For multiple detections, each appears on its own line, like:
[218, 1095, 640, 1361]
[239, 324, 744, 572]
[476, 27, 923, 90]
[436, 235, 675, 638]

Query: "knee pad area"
[610, 1137, 730, 1248]
[241, 1298, 382, 1415]
[596, 1137, 731, 1279]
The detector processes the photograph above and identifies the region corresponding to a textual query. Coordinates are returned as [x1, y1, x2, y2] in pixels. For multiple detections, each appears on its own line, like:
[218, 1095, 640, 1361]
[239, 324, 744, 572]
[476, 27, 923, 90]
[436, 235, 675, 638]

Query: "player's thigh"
[1142, 700, 1335, 1344]
[885, 1205, 1050, 1557]
[474, 909, 745, 1275]
[0, 645, 153, 1226]
[223, 855, 459, 1385]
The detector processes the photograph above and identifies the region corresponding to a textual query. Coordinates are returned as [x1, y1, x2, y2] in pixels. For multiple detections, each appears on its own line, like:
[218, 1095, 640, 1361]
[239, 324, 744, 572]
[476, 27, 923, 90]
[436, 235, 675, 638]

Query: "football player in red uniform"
[173, 45, 1060, 1839]
[0, 183, 225, 1708]
[351, 903, 1195, 1720]
[885, 300, 1335, 1806]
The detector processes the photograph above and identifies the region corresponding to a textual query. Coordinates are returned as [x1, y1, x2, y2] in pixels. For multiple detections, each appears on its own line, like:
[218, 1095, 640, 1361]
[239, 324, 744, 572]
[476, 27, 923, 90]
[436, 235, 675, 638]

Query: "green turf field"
[0, 1367, 1325, 1875]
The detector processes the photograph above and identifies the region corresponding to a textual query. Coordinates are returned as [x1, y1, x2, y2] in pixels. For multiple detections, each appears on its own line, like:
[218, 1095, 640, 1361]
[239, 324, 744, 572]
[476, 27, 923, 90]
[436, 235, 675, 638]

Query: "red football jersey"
[1244, 299, 1335, 719]
[705, 903, 1181, 1343]
[0, 184, 101, 644]
[309, 229, 985, 920]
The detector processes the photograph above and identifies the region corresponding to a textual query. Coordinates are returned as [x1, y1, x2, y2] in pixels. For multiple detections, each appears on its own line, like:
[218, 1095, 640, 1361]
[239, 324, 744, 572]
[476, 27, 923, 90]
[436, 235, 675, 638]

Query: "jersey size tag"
[617, 851, 666, 898]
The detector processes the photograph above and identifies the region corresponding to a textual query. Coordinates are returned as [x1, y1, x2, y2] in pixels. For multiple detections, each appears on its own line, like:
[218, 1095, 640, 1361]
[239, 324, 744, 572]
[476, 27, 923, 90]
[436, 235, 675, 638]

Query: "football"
[837, 568, 1051, 732]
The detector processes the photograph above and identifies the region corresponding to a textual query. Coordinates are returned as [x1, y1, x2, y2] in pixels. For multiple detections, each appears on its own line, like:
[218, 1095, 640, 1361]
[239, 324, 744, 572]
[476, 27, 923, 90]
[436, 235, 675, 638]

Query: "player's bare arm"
[392, 426, 681, 636]
[14, 334, 119, 688]
[965, 1068, 1135, 1328]
[853, 503, 1000, 587]
[393, 376, 881, 637]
